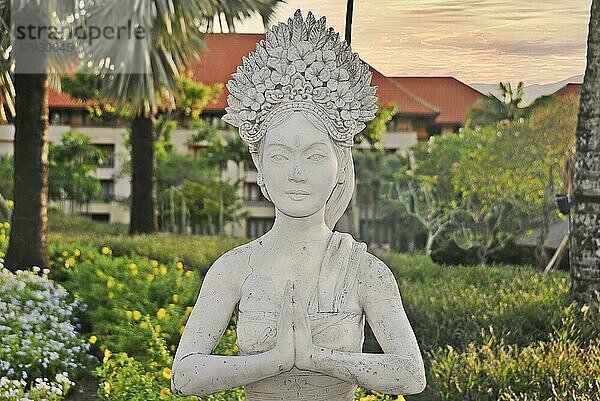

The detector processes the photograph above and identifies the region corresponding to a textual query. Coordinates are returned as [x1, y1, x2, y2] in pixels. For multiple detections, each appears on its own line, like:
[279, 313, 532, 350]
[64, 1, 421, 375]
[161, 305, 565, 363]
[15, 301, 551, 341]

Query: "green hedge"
[49, 214, 245, 275]
[42, 216, 597, 400]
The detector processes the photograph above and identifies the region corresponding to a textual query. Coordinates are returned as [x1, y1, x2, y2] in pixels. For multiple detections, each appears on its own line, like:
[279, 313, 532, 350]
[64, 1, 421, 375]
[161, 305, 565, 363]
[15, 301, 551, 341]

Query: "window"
[246, 218, 274, 238]
[244, 161, 257, 172]
[50, 112, 61, 125]
[95, 144, 115, 168]
[88, 213, 110, 222]
[98, 179, 114, 201]
[393, 118, 411, 132]
[244, 183, 266, 202]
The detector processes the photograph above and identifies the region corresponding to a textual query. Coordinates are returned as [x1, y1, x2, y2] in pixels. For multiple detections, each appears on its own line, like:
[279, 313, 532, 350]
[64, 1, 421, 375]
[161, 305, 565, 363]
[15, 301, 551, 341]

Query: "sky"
[235, 0, 593, 85]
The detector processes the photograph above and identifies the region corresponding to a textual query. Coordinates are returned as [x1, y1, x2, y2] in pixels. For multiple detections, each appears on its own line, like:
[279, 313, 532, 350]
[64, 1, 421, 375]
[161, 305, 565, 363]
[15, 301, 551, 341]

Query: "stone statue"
[171, 10, 425, 400]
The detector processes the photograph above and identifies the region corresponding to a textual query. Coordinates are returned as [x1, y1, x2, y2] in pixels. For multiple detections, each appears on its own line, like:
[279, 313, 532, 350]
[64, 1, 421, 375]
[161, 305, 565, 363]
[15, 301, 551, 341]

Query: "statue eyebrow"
[265, 141, 328, 151]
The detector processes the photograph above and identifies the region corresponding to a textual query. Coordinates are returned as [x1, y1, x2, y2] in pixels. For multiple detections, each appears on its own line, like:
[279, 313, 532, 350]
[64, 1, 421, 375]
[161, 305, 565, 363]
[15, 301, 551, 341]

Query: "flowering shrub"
[51, 243, 203, 355]
[49, 244, 243, 399]
[96, 316, 243, 401]
[0, 373, 74, 401]
[0, 220, 10, 258]
[0, 263, 91, 385]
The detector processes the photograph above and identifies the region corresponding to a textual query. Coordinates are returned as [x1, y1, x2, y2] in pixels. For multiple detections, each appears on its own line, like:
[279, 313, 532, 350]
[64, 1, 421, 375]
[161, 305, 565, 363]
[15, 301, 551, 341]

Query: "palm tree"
[466, 81, 525, 127]
[2, 0, 79, 271]
[570, 0, 600, 307]
[3, 1, 51, 270]
[0, 1, 14, 221]
[84, 0, 281, 235]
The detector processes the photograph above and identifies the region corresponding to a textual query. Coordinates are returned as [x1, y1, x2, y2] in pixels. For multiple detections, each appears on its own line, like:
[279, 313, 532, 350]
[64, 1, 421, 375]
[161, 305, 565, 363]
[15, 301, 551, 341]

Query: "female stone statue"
[171, 10, 425, 400]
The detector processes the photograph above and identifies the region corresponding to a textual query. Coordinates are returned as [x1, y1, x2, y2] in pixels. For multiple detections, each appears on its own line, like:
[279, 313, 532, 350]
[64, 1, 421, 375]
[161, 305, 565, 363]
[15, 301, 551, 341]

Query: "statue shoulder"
[205, 241, 255, 289]
[356, 251, 398, 298]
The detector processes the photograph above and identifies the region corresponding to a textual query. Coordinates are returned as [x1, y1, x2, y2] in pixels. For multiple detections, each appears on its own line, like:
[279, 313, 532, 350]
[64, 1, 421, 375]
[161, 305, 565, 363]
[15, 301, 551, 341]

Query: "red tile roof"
[390, 77, 483, 124]
[370, 68, 439, 116]
[2, 33, 480, 125]
[554, 83, 582, 98]
[191, 34, 439, 116]
[48, 89, 95, 108]
[189, 33, 265, 111]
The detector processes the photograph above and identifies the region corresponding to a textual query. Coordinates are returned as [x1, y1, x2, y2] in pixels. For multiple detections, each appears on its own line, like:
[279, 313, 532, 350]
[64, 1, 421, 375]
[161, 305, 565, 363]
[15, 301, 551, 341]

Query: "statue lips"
[285, 189, 310, 201]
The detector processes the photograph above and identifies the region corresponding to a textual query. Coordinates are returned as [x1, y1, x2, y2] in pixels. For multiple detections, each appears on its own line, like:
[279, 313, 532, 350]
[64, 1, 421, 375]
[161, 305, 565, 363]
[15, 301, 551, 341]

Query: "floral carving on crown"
[222, 9, 378, 147]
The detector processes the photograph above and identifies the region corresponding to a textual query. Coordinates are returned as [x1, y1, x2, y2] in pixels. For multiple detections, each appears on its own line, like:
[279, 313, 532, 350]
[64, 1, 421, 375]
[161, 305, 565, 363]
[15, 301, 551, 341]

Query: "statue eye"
[271, 154, 288, 161]
[308, 154, 326, 161]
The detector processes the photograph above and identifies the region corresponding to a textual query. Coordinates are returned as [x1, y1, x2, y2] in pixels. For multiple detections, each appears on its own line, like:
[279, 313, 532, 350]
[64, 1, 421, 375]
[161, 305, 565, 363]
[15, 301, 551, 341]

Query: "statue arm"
[299, 253, 426, 395]
[171, 253, 293, 397]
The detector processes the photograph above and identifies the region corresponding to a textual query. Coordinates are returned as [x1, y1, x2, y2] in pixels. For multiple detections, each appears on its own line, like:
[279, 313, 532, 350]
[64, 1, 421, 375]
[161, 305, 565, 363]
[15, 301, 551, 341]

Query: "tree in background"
[466, 81, 525, 127]
[2, 0, 84, 270]
[450, 96, 577, 264]
[355, 103, 397, 148]
[81, 0, 282, 235]
[48, 131, 105, 215]
[156, 146, 248, 235]
[187, 119, 251, 235]
[570, 0, 600, 307]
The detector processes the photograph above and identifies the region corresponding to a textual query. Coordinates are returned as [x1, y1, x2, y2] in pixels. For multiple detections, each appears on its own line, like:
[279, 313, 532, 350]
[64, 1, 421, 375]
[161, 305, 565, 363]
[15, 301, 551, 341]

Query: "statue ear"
[336, 150, 349, 184]
[251, 151, 272, 202]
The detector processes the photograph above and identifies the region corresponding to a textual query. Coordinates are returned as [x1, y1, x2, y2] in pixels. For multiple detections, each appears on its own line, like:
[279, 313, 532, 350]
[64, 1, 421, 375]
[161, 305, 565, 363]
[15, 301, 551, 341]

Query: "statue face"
[262, 112, 339, 219]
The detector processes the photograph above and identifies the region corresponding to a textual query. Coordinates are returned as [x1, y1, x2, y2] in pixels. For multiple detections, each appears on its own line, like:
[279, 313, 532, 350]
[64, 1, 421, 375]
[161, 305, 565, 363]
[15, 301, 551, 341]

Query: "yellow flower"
[130, 269, 138, 277]
[3, 221, 10, 228]
[160, 388, 171, 398]
[106, 277, 115, 288]
[62, 250, 68, 257]
[103, 381, 111, 395]
[172, 294, 179, 303]
[103, 349, 112, 363]
[128, 262, 137, 270]
[146, 274, 155, 282]
[125, 310, 133, 319]
[101, 246, 112, 255]
[108, 291, 114, 299]
[176, 261, 184, 270]
[0, 251, 4, 258]
[156, 308, 168, 320]
[64, 257, 75, 268]
[179, 325, 185, 334]
[185, 270, 193, 278]
[89, 335, 97, 345]
[171, 345, 176, 352]
[155, 324, 162, 333]
[359, 396, 377, 401]
[73, 249, 81, 257]
[397, 396, 406, 401]
[162, 367, 172, 380]
[133, 310, 142, 321]
[185, 306, 193, 317]
[140, 321, 149, 329]
[150, 259, 159, 268]
[158, 265, 168, 275]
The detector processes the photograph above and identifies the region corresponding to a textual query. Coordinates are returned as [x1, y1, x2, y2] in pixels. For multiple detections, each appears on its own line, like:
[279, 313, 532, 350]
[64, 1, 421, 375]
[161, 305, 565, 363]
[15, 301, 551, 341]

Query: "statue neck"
[269, 208, 332, 244]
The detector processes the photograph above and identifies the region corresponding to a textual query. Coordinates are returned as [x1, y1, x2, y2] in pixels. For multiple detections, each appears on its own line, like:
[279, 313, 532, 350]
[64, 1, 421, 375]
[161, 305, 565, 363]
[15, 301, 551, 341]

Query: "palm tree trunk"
[4, 73, 49, 271]
[345, 0, 354, 46]
[570, 0, 600, 307]
[129, 114, 158, 234]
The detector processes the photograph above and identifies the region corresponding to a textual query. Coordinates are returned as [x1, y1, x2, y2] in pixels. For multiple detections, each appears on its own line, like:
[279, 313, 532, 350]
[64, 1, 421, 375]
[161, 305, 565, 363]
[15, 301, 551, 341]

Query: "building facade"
[0, 33, 482, 239]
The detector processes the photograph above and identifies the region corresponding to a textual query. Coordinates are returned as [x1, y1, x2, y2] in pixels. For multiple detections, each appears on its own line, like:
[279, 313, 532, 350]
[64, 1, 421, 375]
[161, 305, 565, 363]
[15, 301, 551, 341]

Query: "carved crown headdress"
[222, 10, 378, 148]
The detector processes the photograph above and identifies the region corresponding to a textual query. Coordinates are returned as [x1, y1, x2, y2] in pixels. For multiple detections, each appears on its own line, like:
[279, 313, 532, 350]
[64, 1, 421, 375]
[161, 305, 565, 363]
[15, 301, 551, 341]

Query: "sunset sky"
[236, 0, 593, 85]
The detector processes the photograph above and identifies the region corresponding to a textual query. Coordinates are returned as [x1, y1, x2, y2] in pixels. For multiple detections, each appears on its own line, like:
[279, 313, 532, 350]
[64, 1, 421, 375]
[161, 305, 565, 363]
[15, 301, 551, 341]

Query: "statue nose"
[288, 164, 306, 182]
